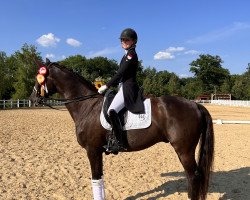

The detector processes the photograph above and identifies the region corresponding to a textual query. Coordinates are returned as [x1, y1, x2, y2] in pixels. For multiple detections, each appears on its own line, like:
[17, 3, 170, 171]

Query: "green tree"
[167, 73, 181, 96]
[220, 77, 232, 94]
[0, 52, 9, 99]
[84, 57, 118, 82]
[243, 65, 250, 99]
[190, 54, 230, 93]
[181, 78, 203, 99]
[12, 44, 42, 99]
[142, 67, 158, 96]
[142, 68, 173, 97]
[136, 60, 144, 87]
[230, 65, 250, 100]
[0, 52, 17, 99]
[231, 75, 246, 99]
[158, 71, 172, 96]
[59, 54, 87, 74]
[60, 55, 119, 85]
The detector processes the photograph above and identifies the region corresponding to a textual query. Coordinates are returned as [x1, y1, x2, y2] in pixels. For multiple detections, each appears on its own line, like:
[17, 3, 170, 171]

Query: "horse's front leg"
[87, 147, 105, 200]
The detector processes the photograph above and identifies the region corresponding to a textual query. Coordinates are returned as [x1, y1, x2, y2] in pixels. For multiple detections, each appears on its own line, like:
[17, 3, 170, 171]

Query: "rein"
[38, 93, 100, 110]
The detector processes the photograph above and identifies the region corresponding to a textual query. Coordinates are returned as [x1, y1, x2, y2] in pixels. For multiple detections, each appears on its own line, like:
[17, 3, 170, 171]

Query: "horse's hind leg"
[177, 151, 200, 200]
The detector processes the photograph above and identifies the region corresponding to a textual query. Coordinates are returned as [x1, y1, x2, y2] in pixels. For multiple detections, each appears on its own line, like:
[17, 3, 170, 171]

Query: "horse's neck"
[65, 96, 101, 124]
[52, 69, 99, 122]
[53, 71, 95, 99]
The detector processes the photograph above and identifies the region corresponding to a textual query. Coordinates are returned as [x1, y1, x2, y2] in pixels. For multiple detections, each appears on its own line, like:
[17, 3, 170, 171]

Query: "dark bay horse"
[29, 59, 214, 200]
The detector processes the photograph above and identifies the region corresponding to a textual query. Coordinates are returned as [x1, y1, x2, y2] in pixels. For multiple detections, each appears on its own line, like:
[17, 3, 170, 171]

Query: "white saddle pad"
[100, 99, 152, 131]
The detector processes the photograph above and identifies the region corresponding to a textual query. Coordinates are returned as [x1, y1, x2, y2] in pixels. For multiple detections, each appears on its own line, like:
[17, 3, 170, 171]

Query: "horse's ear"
[45, 58, 51, 65]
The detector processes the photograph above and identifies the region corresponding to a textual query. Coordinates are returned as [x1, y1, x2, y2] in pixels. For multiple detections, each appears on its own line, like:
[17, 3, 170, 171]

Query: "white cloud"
[66, 38, 82, 47]
[166, 46, 185, 52]
[45, 53, 55, 58]
[154, 46, 185, 60]
[88, 46, 120, 58]
[44, 54, 67, 61]
[36, 33, 60, 47]
[154, 51, 174, 60]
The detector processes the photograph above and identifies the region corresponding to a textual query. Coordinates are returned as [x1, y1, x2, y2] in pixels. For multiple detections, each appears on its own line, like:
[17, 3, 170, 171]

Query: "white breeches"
[108, 84, 125, 114]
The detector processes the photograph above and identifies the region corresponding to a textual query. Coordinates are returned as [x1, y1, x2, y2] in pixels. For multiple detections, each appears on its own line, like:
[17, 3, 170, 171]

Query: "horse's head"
[29, 58, 98, 106]
[29, 58, 57, 106]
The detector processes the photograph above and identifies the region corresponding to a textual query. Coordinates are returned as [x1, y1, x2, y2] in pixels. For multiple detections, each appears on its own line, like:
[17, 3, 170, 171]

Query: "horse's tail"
[197, 103, 214, 200]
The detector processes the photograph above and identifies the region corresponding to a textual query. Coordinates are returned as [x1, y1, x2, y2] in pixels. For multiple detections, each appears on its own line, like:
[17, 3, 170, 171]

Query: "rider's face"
[120, 38, 134, 50]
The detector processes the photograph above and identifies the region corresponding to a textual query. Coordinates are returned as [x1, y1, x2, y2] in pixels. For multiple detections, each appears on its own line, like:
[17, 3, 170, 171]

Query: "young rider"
[98, 28, 145, 151]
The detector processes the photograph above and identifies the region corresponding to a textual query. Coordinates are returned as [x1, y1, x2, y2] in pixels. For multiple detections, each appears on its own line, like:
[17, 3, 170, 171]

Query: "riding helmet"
[120, 28, 138, 43]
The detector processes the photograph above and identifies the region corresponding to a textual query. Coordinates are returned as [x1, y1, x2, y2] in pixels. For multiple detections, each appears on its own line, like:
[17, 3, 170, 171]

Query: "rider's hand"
[98, 85, 108, 94]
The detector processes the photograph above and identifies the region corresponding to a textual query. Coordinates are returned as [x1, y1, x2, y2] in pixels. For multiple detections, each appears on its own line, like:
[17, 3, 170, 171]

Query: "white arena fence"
[1, 99, 249, 124]
[0, 99, 64, 109]
[196, 99, 250, 124]
[1, 99, 250, 109]
[196, 100, 250, 107]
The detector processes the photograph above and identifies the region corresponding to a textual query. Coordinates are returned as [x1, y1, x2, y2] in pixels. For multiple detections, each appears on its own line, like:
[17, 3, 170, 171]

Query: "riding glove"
[98, 85, 108, 94]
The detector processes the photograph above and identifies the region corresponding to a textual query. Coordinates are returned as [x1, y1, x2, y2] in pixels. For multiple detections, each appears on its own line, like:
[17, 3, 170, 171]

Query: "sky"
[1, 0, 250, 77]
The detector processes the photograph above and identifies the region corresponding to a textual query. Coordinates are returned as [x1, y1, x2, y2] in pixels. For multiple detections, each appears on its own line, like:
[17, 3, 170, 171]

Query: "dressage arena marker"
[213, 119, 250, 124]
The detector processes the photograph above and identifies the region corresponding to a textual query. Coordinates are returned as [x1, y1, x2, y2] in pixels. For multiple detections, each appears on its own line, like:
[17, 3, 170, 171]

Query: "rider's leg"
[107, 86, 126, 150]
[108, 85, 125, 114]
[108, 109, 125, 147]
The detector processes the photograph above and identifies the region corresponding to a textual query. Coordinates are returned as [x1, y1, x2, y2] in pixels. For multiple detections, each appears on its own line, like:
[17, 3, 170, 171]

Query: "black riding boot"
[105, 109, 127, 152]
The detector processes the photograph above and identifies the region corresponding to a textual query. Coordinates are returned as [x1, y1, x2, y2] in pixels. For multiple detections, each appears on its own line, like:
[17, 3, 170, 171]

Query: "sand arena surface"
[0, 105, 249, 199]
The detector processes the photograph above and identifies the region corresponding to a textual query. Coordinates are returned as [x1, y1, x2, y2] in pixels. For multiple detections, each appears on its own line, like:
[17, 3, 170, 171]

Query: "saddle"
[100, 90, 152, 131]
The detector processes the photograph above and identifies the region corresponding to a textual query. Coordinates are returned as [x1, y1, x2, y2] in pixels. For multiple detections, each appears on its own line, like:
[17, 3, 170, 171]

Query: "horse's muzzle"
[29, 92, 44, 107]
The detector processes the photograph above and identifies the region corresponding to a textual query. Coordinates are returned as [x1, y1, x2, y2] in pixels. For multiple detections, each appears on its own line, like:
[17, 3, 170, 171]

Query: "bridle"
[33, 64, 100, 109]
